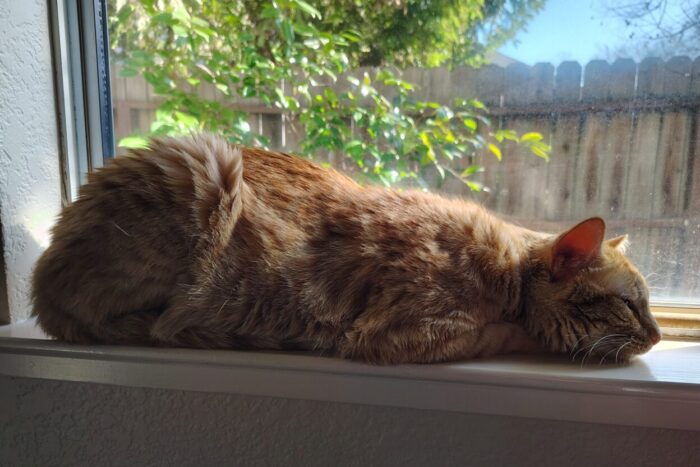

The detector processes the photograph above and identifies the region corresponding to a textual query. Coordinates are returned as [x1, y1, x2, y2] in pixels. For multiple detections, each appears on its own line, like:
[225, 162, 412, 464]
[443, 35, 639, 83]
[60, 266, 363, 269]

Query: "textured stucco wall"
[1, 375, 699, 467]
[0, 0, 62, 322]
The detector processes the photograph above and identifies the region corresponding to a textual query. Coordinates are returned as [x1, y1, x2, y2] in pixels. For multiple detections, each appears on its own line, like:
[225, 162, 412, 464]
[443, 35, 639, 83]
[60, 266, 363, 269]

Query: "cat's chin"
[600, 342, 656, 365]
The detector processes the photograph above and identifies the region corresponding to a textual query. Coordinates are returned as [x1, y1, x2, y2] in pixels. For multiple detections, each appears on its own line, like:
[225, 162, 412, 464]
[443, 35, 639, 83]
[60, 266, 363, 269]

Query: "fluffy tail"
[145, 134, 245, 254]
[31, 134, 245, 344]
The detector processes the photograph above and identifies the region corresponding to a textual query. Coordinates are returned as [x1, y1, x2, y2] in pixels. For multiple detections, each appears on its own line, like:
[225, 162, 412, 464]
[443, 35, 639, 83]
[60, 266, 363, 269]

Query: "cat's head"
[524, 217, 661, 363]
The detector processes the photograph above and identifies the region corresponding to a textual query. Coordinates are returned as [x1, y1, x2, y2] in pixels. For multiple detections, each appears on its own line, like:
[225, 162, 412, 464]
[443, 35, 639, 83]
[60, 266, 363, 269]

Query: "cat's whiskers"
[572, 341, 594, 361]
[578, 333, 626, 365]
[615, 341, 633, 363]
[568, 334, 590, 360]
[598, 337, 630, 364]
[571, 334, 605, 361]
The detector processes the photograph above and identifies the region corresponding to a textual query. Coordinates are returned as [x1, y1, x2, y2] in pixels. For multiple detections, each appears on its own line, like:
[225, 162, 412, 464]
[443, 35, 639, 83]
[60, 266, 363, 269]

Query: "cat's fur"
[32, 134, 661, 364]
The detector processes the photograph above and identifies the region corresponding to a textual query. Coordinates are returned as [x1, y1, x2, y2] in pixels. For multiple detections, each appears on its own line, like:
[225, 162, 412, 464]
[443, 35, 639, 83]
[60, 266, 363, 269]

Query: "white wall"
[1, 375, 699, 467]
[0, 0, 62, 323]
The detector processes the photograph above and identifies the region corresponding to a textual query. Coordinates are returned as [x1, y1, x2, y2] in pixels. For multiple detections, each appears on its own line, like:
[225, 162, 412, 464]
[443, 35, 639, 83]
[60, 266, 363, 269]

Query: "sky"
[497, 0, 681, 65]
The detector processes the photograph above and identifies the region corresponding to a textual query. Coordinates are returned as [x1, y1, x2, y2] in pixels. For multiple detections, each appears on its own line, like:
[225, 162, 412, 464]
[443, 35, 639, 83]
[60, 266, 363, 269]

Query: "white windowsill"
[2, 318, 699, 432]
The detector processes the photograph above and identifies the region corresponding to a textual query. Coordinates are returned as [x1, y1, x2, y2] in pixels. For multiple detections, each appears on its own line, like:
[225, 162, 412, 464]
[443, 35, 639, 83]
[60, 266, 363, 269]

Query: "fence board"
[625, 111, 662, 218]
[476, 65, 504, 106]
[599, 112, 634, 217]
[504, 63, 531, 106]
[554, 61, 581, 102]
[450, 66, 478, 100]
[583, 60, 611, 101]
[662, 56, 692, 97]
[691, 57, 700, 96]
[638, 58, 664, 98]
[544, 114, 582, 220]
[124, 74, 149, 101]
[687, 111, 700, 214]
[530, 63, 554, 103]
[653, 111, 691, 216]
[609, 59, 636, 99]
[575, 112, 608, 218]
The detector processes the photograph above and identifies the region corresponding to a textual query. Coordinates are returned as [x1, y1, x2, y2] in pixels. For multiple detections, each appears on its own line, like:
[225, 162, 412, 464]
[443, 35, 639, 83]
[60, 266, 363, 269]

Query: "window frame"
[49, 0, 115, 204]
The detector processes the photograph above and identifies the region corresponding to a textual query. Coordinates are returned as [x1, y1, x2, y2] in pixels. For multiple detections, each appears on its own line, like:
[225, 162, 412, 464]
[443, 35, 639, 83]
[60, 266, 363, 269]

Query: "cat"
[31, 134, 661, 364]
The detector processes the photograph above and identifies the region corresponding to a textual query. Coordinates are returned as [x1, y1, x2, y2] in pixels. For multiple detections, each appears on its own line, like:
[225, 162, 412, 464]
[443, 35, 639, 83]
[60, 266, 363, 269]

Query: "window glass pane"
[108, 0, 700, 304]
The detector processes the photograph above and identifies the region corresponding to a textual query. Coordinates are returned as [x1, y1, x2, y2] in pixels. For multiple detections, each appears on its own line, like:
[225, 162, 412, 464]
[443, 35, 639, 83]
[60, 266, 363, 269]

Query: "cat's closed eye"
[621, 297, 640, 317]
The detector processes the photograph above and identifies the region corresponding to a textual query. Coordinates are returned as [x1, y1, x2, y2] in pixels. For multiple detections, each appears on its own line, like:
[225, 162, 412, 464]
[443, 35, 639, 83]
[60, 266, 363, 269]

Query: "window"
[103, 0, 700, 335]
[51, 0, 115, 203]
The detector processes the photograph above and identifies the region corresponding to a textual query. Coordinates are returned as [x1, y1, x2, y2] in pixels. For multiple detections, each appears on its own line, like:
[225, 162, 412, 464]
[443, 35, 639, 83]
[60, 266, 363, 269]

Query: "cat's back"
[240, 146, 359, 206]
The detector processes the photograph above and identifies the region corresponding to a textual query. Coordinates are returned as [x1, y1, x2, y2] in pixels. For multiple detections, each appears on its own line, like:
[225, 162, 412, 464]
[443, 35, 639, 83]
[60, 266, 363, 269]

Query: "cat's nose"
[648, 328, 662, 345]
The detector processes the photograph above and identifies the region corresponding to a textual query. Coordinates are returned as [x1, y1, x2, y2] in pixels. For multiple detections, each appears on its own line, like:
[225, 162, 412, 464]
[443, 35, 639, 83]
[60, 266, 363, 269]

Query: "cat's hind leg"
[148, 286, 236, 348]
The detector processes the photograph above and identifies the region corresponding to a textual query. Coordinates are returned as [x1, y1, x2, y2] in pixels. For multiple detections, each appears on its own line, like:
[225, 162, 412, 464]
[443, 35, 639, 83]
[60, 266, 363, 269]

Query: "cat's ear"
[607, 234, 629, 253]
[550, 217, 606, 281]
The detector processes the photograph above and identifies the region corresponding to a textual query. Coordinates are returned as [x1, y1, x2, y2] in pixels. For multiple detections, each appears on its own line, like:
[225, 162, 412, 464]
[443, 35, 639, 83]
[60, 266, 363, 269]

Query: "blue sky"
[498, 0, 654, 65]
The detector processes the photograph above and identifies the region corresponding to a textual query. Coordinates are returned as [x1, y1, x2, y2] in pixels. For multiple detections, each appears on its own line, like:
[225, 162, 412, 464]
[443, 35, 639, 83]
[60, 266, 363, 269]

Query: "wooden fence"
[111, 56, 700, 301]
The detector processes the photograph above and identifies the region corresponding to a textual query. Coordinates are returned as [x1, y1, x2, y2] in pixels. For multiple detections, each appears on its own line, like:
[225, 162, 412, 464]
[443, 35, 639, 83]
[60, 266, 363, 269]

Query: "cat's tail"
[31, 134, 245, 345]
[146, 134, 245, 254]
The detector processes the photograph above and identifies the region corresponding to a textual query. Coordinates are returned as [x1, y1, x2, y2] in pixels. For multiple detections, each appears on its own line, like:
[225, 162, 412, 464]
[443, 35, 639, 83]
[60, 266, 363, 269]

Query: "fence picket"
[609, 59, 636, 99]
[582, 60, 611, 101]
[554, 61, 581, 102]
[530, 62, 554, 103]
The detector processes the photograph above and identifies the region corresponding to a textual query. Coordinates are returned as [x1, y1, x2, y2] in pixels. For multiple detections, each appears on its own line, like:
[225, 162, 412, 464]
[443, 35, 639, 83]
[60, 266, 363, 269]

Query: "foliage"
[109, 0, 549, 189]
[303, 0, 546, 67]
[608, 0, 700, 59]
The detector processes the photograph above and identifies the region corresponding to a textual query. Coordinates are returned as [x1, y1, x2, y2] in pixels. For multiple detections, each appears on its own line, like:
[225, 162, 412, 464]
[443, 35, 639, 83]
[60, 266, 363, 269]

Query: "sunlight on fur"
[31, 134, 661, 364]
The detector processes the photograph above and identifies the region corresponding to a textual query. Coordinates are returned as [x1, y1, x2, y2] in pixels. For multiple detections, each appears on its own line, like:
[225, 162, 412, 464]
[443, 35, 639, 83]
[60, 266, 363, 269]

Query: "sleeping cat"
[31, 134, 661, 364]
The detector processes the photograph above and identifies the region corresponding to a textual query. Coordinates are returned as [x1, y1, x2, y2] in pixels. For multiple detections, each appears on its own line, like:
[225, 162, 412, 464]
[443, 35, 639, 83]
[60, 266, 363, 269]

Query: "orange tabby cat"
[32, 134, 661, 364]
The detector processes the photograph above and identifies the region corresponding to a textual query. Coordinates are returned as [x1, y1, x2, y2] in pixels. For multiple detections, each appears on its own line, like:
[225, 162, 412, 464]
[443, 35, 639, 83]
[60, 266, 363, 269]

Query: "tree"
[109, 0, 549, 189]
[303, 0, 545, 67]
[608, 0, 700, 59]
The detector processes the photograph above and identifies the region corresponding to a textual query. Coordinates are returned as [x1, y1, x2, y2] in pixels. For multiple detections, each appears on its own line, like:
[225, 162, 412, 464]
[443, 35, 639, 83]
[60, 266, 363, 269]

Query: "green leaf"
[468, 99, 487, 111]
[530, 143, 551, 161]
[150, 12, 174, 26]
[435, 163, 445, 179]
[174, 111, 199, 128]
[293, 22, 317, 36]
[463, 118, 477, 131]
[172, 6, 190, 26]
[520, 132, 543, 142]
[493, 129, 518, 142]
[281, 20, 294, 44]
[119, 67, 138, 78]
[465, 180, 484, 192]
[344, 140, 364, 158]
[172, 24, 188, 37]
[488, 143, 502, 161]
[116, 4, 134, 24]
[118, 136, 149, 149]
[293, 0, 322, 19]
[260, 5, 280, 19]
[195, 63, 214, 77]
[461, 165, 483, 177]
